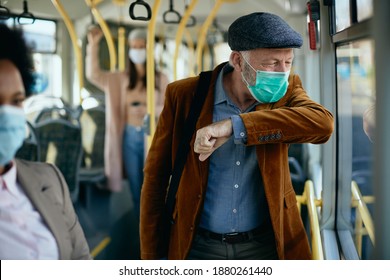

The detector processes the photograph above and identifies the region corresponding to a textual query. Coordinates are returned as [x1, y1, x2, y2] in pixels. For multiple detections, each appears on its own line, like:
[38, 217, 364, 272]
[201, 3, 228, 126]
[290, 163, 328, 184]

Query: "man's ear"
[230, 51, 243, 72]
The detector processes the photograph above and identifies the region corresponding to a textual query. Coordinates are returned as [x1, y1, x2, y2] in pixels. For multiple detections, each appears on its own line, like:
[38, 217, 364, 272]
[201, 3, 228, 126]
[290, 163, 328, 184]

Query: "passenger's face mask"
[128, 48, 146, 64]
[0, 105, 26, 166]
[241, 55, 290, 103]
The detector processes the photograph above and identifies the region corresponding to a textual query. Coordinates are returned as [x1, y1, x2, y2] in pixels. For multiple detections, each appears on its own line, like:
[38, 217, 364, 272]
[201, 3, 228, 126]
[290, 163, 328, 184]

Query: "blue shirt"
[199, 65, 270, 234]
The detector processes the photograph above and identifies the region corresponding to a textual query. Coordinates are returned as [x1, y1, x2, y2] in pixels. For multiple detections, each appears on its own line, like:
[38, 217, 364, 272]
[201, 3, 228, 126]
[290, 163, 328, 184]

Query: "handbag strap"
[165, 70, 213, 222]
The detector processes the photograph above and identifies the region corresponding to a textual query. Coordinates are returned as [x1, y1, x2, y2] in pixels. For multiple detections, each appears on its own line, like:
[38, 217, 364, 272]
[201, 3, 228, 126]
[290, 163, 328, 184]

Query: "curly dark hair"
[0, 24, 35, 97]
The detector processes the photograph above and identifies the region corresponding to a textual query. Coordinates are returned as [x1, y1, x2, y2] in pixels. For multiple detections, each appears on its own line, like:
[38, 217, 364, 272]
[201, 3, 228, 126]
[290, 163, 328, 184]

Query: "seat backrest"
[15, 121, 40, 162]
[79, 105, 105, 169]
[34, 106, 78, 124]
[34, 118, 82, 202]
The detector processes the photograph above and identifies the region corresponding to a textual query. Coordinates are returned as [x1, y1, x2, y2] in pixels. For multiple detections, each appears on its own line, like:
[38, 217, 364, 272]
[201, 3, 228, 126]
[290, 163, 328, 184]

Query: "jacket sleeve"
[49, 164, 92, 260]
[140, 82, 176, 260]
[240, 74, 334, 146]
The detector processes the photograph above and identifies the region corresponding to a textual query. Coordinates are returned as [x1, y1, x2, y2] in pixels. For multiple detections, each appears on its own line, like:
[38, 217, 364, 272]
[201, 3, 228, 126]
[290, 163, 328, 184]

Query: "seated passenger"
[0, 24, 91, 260]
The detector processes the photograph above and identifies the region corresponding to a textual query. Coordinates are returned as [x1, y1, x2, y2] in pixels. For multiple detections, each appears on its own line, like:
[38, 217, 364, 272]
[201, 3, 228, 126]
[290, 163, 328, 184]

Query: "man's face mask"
[241, 55, 290, 103]
[0, 105, 26, 165]
[128, 48, 146, 64]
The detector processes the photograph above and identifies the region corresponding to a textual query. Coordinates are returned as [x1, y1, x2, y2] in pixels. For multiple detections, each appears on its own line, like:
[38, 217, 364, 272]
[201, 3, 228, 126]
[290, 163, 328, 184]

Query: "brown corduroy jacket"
[140, 63, 334, 260]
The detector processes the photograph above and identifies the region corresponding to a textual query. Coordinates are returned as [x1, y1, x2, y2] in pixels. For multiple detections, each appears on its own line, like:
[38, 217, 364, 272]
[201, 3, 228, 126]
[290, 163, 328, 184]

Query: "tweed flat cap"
[128, 28, 147, 41]
[228, 12, 303, 50]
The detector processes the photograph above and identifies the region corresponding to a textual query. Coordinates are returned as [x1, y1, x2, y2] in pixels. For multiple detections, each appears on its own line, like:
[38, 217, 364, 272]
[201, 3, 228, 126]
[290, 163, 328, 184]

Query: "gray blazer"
[15, 159, 92, 260]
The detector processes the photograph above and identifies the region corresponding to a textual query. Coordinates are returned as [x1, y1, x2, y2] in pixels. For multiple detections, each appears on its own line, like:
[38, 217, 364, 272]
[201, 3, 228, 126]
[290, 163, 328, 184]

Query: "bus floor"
[74, 180, 140, 260]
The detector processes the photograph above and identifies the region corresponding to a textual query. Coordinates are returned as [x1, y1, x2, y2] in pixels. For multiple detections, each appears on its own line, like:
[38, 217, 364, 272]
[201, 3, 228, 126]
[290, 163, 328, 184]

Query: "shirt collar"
[0, 160, 19, 197]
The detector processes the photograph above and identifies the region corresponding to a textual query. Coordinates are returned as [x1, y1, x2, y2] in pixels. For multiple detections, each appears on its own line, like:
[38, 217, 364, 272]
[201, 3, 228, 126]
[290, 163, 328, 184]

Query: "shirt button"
[234, 184, 239, 189]
[240, 132, 245, 137]
[236, 161, 240, 166]
[233, 209, 237, 213]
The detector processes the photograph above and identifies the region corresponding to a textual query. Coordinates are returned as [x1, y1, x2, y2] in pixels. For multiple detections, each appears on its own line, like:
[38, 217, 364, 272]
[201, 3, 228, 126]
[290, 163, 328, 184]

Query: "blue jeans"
[123, 125, 145, 222]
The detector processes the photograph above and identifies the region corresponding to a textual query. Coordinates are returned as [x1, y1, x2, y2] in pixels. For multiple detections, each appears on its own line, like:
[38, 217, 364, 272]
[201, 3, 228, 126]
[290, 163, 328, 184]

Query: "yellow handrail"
[351, 181, 375, 257]
[118, 27, 126, 71]
[51, 0, 83, 101]
[195, 0, 238, 73]
[184, 29, 195, 77]
[173, 0, 198, 81]
[85, 0, 117, 71]
[146, 0, 162, 150]
[113, 0, 126, 71]
[296, 180, 324, 260]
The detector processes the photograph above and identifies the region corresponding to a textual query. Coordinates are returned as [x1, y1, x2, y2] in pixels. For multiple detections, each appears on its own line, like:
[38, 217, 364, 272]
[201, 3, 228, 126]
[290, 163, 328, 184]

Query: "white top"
[0, 161, 59, 259]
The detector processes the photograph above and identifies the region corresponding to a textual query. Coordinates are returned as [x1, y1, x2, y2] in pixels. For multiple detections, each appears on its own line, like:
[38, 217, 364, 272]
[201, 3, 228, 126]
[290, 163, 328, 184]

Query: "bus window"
[336, 39, 375, 260]
[335, 0, 351, 32]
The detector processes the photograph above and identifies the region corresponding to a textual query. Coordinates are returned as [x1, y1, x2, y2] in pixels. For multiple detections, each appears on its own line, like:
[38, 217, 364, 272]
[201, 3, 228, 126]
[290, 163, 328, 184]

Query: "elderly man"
[140, 12, 334, 260]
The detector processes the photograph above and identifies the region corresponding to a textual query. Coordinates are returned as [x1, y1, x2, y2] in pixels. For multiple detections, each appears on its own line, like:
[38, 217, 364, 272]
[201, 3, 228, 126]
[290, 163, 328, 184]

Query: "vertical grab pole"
[51, 0, 83, 103]
[118, 27, 126, 71]
[173, 0, 198, 81]
[113, 0, 126, 71]
[146, 0, 162, 150]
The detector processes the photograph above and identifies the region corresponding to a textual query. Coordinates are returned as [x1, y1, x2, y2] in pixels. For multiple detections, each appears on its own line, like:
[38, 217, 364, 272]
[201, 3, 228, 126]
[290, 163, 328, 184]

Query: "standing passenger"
[85, 27, 169, 222]
[0, 24, 91, 260]
[140, 12, 334, 260]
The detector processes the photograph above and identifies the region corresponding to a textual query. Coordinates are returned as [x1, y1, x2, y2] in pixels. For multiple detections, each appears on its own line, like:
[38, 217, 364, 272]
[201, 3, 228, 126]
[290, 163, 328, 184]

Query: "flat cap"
[128, 28, 147, 41]
[228, 12, 303, 51]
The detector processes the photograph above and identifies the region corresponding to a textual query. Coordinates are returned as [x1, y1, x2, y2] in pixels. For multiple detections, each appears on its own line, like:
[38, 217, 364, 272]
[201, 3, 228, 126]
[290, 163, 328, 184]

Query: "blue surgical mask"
[0, 105, 26, 166]
[242, 57, 290, 103]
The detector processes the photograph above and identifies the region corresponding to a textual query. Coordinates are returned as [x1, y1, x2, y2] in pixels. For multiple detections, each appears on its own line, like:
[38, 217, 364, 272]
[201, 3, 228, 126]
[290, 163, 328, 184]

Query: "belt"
[197, 225, 268, 244]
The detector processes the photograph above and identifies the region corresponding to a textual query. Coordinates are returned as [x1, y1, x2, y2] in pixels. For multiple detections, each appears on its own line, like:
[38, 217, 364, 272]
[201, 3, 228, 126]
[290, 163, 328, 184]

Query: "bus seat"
[16, 120, 40, 162]
[34, 118, 83, 203]
[78, 104, 106, 189]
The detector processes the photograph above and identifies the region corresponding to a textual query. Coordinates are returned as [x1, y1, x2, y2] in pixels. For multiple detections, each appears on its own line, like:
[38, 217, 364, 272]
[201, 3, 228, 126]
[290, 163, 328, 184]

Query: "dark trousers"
[186, 226, 278, 260]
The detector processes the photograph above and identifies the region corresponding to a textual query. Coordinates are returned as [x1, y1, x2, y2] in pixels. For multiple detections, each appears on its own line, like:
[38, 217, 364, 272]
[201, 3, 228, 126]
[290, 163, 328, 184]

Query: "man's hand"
[194, 118, 233, 161]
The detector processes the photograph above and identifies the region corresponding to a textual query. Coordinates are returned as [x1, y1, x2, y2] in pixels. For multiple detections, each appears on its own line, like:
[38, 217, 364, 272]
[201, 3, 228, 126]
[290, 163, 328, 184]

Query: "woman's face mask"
[241, 55, 290, 103]
[128, 49, 146, 65]
[0, 105, 26, 165]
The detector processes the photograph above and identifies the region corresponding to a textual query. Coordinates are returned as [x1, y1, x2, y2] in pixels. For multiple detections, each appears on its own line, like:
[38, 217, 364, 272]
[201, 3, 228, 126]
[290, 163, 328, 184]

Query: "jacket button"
[190, 226, 194, 231]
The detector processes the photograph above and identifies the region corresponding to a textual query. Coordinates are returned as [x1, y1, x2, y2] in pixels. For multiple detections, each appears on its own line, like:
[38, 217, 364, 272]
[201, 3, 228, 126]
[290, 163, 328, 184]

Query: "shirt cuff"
[231, 115, 247, 144]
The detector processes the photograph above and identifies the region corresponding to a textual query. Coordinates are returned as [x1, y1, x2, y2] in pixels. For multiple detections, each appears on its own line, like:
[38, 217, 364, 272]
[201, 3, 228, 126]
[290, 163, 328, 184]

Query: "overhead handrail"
[173, 0, 198, 80]
[295, 180, 324, 260]
[85, 0, 117, 71]
[51, 0, 84, 101]
[145, 0, 162, 150]
[129, 0, 152, 21]
[163, 0, 181, 24]
[351, 181, 375, 257]
[184, 0, 196, 27]
[17, 0, 35, 25]
[0, 1, 10, 20]
[195, 0, 238, 73]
